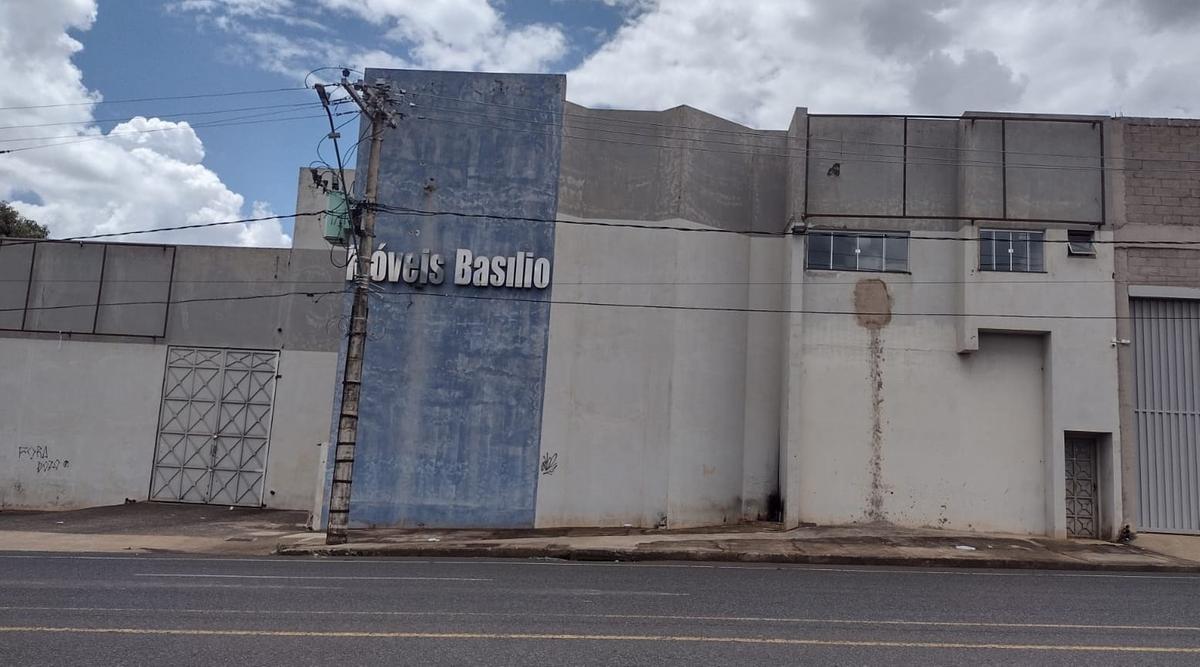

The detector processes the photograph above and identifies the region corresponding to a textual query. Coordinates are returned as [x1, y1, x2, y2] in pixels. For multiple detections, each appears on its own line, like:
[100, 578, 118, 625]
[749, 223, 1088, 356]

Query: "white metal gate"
[150, 347, 279, 506]
[1132, 298, 1200, 533]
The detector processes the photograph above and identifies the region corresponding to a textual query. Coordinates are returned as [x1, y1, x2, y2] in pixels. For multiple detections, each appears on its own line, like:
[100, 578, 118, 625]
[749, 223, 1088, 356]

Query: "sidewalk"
[277, 522, 1200, 573]
[0, 503, 309, 555]
[4, 503, 1200, 572]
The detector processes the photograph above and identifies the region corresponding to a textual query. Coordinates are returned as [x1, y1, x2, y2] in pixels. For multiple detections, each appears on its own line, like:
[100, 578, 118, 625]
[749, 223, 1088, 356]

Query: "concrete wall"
[0, 338, 165, 509]
[804, 115, 1104, 225]
[541, 108, 1120, 535]
[560, 104, 789, 234]
[0, 239, 175, 337]
[534, 218, 784, 528]
[537, 101, 791, 528]
[293, 168, 356, 250]
[1113, 118, 1200, 533]
[266, 349, 341, 510]
[781, 225, 1120, 536]
[783, 113, 1118, 537]
[0, 238, 343, 512]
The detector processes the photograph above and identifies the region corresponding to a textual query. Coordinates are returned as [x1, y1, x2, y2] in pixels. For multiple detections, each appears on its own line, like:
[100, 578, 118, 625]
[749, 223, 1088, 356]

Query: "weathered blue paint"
[327, 69, 564, 528]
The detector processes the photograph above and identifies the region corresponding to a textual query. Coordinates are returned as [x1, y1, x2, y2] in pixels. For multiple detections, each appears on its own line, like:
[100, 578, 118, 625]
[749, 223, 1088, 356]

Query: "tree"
[0, 200, 48, 239]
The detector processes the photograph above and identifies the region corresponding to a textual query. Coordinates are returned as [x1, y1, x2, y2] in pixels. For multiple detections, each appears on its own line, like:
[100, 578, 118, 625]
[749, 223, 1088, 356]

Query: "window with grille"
[979, 230, 1044, 272]
[806, 231, 909, 273]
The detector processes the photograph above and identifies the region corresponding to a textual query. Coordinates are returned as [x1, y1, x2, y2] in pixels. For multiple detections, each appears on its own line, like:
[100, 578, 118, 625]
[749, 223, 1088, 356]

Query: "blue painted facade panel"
[331, 69, 564, 528]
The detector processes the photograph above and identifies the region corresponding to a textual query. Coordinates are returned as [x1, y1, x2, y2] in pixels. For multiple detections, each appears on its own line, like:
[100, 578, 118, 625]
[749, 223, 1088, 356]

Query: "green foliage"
[0, 200, 48, 239]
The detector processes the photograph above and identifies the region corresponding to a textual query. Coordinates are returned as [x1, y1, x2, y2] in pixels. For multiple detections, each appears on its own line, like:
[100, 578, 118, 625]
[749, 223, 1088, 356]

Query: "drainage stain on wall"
[854, 278, 891, 522]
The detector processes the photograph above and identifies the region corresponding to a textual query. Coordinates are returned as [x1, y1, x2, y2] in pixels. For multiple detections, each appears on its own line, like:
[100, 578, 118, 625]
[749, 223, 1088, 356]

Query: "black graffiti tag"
[17, 445, 68, 474]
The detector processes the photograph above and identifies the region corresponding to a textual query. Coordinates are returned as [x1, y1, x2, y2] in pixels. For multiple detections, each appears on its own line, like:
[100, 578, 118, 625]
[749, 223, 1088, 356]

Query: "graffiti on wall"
[16, 445, 69, 474]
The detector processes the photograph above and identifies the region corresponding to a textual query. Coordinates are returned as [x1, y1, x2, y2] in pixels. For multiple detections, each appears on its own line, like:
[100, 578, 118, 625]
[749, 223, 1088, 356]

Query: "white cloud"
[176, 0, 288, 14]
[566, 0, 1200, 126]
[180, 0, 567, 76]
[0, 0, 290, 246]
[911, 49, 1026, 114]
[106, 117, 206, 164]
[239, 200, 291, 246]
[173, 0, 1200, 127]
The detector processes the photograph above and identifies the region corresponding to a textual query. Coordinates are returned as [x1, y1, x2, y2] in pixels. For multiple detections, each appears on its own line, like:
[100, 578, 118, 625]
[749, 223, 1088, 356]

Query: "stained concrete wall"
[541, 107, 1117, 534]
[537, 101, 791, 528]
[534, 218, 785, 528]
[781, 225, 1120, 537]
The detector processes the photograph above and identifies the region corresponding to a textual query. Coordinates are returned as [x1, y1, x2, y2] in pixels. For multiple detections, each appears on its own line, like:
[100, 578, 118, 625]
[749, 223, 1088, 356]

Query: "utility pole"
[325, 72, 396, 545]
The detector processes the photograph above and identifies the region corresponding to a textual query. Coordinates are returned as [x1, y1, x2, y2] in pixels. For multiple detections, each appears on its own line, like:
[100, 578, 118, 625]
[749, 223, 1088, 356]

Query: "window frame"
[979, 229, 1045, 273]
[806, 230, 910, 273]
[1067, 230, 1097, 257]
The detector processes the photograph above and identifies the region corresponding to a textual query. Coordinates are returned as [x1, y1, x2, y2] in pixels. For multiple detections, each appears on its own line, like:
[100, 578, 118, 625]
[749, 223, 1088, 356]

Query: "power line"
[8, 268, 1200, 287]
[0, 105, 340, 146]
[0, 288, 342, 315]
[0, 86, 310, 112]
[0, 276, 1183, 286]
[0, 101, 324, 132]
[0, 111, 347, 155]
[0, 282, 1188, 321]
[372, 288, 1194, 321]
[316, 115, 358, 176]
[0, 200, 1189, 254]
[373, 204, 1200, 245]
[0, 211, 323, 247]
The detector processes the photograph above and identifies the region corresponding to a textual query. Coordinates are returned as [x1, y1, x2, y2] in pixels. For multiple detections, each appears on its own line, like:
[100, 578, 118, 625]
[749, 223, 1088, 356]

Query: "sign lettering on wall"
[346, 248, 551, 289]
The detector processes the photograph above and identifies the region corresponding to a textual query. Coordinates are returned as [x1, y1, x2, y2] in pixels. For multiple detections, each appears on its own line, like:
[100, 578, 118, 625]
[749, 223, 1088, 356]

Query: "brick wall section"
[1121, 119, 1200, 288]
[1124, 120, 1200, 227]
[1123, 247, 1200, 288]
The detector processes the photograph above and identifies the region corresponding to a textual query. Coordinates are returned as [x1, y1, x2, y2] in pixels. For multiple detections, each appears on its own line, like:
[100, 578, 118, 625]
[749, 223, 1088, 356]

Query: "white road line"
[2, 606, 1199, 633]
[133, 574, 491, 581]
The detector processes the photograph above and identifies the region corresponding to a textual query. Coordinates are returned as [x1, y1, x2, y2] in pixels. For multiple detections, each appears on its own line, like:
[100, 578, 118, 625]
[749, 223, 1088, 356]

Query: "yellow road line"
[132, 574, 491, 581]
[1, 626, 1199, 652]
[4, 606, 1200, 633]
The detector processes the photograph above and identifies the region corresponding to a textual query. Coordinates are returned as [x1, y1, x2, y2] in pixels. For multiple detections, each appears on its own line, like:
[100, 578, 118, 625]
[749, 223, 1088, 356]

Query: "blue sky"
[69, 1, 628, 239]
[1, 0, 1197, 246]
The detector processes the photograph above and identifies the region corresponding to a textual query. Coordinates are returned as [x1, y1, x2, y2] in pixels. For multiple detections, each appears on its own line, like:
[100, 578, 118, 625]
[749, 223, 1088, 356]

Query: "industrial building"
[4, 68, 1200, 542]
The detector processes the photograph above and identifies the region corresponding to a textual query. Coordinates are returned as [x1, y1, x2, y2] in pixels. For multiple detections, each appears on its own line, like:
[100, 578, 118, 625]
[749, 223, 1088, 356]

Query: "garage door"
[1132, 298, 1200, 533]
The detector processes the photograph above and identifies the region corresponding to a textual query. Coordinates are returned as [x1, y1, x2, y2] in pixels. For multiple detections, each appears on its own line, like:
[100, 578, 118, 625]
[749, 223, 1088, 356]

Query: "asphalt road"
[1, 553, 1200, 665]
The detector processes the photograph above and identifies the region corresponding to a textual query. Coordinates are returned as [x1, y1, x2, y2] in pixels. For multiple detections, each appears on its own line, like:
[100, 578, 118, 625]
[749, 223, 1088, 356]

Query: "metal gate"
[150, 347, 279, 506]
[1132, 298, 1200, 533]
[1065, 437, 1098, 538]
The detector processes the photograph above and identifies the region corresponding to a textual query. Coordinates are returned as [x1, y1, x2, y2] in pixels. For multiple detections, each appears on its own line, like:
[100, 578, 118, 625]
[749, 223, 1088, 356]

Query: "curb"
[273, 543, 1200, 573]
